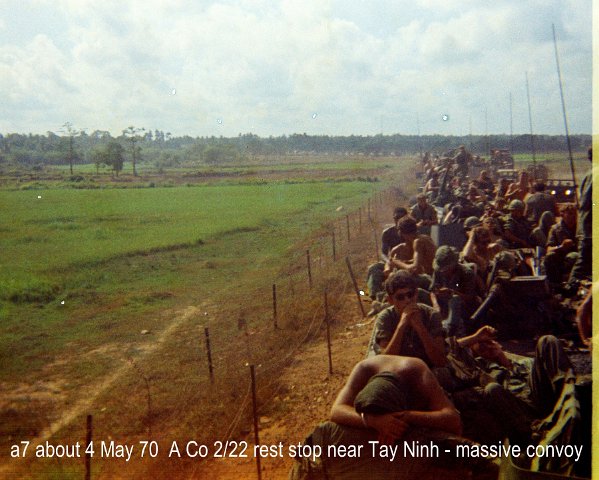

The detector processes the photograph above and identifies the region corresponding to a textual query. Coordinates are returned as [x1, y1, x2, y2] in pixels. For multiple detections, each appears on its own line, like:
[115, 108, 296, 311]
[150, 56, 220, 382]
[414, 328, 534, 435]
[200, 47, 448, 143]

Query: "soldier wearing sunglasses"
[366, 270, 446, 368]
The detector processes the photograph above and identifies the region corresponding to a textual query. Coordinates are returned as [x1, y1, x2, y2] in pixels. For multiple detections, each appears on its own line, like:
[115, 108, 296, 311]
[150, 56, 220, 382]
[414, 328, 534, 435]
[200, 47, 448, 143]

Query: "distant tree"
[59, 122, 85, 174]
[155, 151, 181, 170]
[203, 146, 220, 164]
[202, 144, 239, 164]
[89, 147, 104, 175]
[0, 134, 5, 164]
[90, 148, 103, 174]
[122, 126, 145, 176]
[91, 130, 111, 140]
[92, 141, 124, 176]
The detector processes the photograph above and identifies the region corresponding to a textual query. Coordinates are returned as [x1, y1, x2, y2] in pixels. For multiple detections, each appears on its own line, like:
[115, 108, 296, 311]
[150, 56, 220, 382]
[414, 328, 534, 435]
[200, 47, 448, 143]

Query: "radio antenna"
[552, 23, 579, 206]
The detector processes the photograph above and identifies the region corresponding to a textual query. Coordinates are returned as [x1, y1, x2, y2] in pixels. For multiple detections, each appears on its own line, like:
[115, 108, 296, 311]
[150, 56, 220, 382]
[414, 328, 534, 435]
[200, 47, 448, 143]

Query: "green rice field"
[1, 181, 377, 291]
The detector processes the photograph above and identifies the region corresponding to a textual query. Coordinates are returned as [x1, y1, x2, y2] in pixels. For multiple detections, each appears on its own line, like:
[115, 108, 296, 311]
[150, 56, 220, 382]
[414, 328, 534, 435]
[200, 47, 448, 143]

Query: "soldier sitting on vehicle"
[446, 326, 578, 449]
[525, 181, 558, 224]
[331, 355, 461, 440]
[493, 177, 511, 207]
[366, 270, 446, 368]
[476, 170, 495, 194]
[381, 207, 408, 261]
[505, 170, 531, 203]
[452, 145, 471, 178]
[529, 211, 555, 249]
[410, 193, 438, 235]
[543, 204, 579, 285]
[502, 200, 532, 248]
[288, 354, 470, 480]
[424, 171, 441, 200]
[366, 207, 409, 300]
[386, 216, 436, 278]
[461, 226, 503, 286]
[430, 246, 481, 337]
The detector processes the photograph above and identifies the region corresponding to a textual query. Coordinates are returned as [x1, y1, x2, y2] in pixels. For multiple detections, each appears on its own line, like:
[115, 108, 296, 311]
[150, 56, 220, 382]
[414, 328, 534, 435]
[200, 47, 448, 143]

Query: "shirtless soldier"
[330, 355, 462, 445]
[386, 216, 436, 277]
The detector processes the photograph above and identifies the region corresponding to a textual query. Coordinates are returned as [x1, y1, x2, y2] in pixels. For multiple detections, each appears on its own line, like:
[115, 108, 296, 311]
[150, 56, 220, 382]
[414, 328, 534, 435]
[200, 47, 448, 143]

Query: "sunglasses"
[392, 290, 415, 302]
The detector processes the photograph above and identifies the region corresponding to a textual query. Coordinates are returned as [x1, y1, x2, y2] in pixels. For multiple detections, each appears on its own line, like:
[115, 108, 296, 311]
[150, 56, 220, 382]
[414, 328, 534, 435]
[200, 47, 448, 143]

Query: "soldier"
[366, 207, 409, 300]
[430, 246, 480, 337]
[410, 193, 438, 235]
[452, 145, 471, 178]
[366, 270, 446, 368]
[330, 355, 462, 444]
[524, 181, 558, 223]
[544, 204, 578, 284]
[502, 200, 532, 248]
[505, 170, 531, 202]
[386, 216, 436, 277]
[381, 207, 408, 260]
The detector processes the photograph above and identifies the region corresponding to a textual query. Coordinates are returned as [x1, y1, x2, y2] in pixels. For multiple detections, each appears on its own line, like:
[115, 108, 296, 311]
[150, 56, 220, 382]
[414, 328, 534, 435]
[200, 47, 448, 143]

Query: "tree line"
[0, 129, 591, 174]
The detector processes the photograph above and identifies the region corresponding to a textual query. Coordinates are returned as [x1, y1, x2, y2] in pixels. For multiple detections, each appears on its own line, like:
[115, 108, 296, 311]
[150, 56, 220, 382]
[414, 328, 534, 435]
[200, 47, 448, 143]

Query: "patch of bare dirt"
[0, 380, 68, 410]
[0, 304, 205, 477]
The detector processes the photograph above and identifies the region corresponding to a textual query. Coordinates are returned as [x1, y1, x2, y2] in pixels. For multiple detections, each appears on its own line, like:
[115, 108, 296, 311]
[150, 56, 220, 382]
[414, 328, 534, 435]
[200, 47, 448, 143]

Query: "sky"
[0, 0, 593, 137]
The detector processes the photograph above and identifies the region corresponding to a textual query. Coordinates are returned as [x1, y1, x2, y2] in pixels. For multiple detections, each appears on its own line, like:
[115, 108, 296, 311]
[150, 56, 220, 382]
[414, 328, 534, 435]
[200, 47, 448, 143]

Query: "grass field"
[0, 182, 378, 286]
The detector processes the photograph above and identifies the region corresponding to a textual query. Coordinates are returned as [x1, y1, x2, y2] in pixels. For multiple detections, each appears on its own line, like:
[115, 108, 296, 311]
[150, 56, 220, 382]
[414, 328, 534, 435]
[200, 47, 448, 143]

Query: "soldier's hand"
[473, 325, 496, 343]
[366, 413, 409, 444]
[403, 303, 420, 319]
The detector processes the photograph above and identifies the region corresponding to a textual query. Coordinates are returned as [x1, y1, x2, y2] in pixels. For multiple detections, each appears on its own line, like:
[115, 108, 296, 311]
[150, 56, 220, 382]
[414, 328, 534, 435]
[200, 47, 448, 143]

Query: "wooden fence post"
[319, 243, 323, 269]
[345, 256, 366, 317]
[85, 415, 92, 480]
[373, 227, 379, 259]
[204, 327, 214, 382]
[306, 250, 313, 288]
[272, 284, 278, 329]
[359, 208, 362, 232]
[324, 290, 333, 374]
[346, 215, 350, 242]
[249, 365, 262, 480]
[331, 229, 336, 261]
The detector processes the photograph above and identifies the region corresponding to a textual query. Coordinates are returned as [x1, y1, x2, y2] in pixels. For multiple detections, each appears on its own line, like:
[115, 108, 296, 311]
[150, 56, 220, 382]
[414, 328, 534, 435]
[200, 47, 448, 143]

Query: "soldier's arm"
[330, 361, 373, 427]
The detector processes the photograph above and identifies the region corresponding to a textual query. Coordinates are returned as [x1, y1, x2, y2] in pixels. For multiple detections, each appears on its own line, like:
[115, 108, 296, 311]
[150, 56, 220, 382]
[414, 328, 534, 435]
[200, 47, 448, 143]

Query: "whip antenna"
[552, 23, 579, 207]
[525, 71, 537, 172]
[509, 92, 514, 152]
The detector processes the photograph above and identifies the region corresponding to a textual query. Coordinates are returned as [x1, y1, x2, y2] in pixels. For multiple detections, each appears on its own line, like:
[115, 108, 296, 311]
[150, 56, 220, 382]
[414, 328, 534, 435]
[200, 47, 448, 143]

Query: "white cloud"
[0, 0, 591, 136]
[0, 34, 78, 129]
